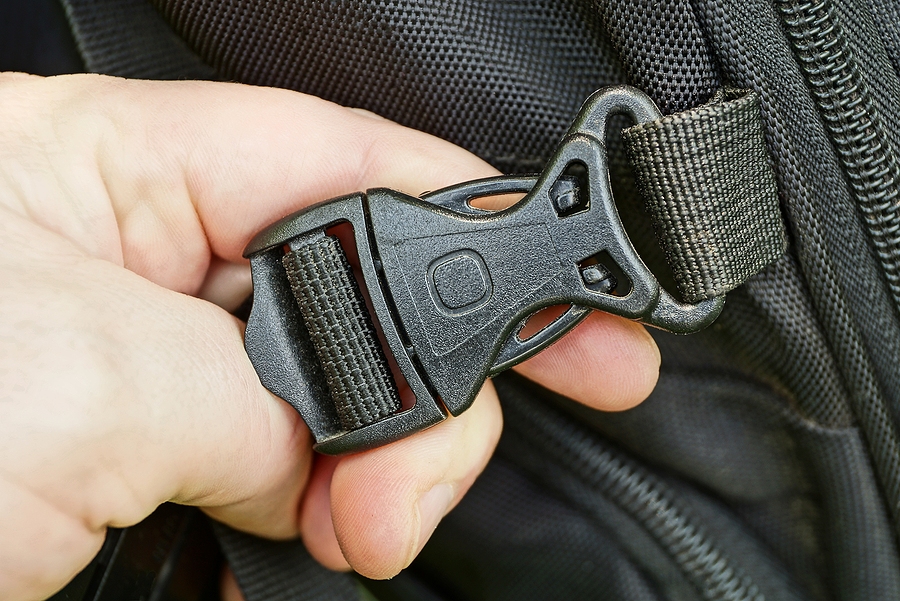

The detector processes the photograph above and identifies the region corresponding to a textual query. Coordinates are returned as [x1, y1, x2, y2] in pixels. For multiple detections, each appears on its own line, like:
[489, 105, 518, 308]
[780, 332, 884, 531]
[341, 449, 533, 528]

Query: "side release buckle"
[243, 86, 725, 454]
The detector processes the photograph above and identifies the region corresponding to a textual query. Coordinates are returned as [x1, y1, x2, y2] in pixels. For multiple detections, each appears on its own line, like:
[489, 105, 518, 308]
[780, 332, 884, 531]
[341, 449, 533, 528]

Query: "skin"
[0, 73, 660, 601]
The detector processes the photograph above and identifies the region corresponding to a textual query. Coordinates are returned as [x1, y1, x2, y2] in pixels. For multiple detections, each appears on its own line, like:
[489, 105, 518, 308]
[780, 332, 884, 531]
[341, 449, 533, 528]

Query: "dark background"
[0, 0, 83, 75]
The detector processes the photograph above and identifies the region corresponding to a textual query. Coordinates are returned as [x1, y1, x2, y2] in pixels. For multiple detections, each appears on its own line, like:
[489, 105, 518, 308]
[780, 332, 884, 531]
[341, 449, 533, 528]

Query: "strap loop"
[622, 88, 786, 303]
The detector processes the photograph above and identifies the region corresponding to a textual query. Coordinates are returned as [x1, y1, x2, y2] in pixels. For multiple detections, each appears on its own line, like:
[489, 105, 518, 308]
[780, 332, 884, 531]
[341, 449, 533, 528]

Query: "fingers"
[1, 74, 500, 293]
[197, 257, 252, 312]
[514, 311, 661, 411]
[298, 456, 348, 571]
[0, 475, 104, 601]
[221, 568, 245, 601]
[0, 74, 660, 600]
[3, 75, 659, 418]
[104, 274, 314, 540]
[89, 76, 658, 413]
[22, 72, 654, 487]
[1, 75, 507, 594]
[301, 383, 503, 579]
[0, 215, 313, 543]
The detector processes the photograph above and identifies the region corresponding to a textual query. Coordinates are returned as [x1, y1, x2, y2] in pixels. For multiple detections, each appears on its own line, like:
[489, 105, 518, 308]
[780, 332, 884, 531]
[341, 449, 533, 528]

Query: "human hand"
[0, 73, 659, 600]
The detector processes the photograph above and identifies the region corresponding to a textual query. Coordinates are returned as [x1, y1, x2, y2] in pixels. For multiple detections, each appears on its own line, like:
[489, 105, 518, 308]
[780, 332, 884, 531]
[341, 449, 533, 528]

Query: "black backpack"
[18, 0, 900, 599]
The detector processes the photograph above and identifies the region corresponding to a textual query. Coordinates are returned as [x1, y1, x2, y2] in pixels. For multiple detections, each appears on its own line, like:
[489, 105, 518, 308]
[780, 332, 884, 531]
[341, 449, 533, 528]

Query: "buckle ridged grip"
[243, 86, 735, 454]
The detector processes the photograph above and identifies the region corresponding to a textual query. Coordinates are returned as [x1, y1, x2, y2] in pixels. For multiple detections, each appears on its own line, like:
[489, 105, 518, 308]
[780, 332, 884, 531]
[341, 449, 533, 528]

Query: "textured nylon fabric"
[865, 0, 900, 76]
[592, 0, 720, 115]
[54, 0, 900, 600]
[212, 522, 361, 601]
[408, 456, 684, 601]
[622, 89, 785, 302]
[708, 255, 854, 427]
[692, 0, 900, 548]
[776, 0, 900, 313]
[283, 235, 400, 430]
[60, 0, 215, 78]
[149, 0, 624, 174]
[494, 378, 779, 601]
[556, 365, 900, 600]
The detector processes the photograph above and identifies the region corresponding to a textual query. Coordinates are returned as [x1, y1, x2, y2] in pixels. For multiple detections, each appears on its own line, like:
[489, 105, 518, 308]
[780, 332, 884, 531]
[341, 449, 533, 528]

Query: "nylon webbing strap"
[282, 234, 401, 430]
[622, 88, 785, 303]
[212, 521, 361, 601]
[60, 0, 217, 79]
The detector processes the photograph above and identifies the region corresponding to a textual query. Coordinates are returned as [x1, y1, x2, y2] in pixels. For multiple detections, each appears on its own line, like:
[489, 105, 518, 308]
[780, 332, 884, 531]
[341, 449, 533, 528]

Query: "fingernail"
[415, 483, 455, 553]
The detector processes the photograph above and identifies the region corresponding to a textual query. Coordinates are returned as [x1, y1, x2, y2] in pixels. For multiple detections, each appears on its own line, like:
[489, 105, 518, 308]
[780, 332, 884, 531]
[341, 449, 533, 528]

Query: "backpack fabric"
[50, 0, 900, 599]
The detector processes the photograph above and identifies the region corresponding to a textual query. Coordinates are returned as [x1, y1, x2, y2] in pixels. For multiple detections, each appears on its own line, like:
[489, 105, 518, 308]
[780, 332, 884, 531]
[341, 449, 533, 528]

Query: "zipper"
[500, 390, 765, 601]
[776, 0, 900, 309]
[775, 0, 900, 546]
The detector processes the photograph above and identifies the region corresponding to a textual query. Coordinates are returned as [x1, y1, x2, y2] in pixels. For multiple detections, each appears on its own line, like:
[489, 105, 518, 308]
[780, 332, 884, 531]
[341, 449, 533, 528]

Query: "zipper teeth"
[777, 0, 900, 306]
[504, 396, 765, 601]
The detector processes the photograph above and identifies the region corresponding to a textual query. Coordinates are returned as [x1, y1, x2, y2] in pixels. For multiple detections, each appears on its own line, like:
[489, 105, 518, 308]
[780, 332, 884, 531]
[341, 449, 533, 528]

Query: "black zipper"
[500, 391, 765, 601]
[776, 0, 900, 309]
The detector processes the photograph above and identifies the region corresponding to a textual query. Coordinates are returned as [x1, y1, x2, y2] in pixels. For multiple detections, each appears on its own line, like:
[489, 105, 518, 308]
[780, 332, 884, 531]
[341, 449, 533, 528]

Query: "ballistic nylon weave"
[693, 0, 900, 561]
[866, 0, 900, 77]
[282, 235, 400, 431]
[149, 0, 624, 174]
[622, 89, 786, 302]
[60, 0, 215, 78]
[776, 0, 900, 314]
[594, 0, 720, 114]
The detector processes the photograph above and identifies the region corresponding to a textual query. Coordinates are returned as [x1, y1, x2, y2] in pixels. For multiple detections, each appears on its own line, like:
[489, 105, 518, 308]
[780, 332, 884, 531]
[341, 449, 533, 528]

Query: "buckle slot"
[243, 195, 446, 454]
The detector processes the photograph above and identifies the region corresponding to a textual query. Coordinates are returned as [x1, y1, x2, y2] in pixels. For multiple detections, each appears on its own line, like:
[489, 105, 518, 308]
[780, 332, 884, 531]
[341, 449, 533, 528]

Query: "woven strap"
[622, 88, 786, 303]
[60, 0, 216, 79]
[282, 234, 401, 431]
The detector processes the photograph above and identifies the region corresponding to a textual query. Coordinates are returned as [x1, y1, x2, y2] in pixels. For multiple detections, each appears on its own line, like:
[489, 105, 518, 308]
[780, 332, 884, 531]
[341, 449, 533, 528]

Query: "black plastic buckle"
[243, 86, 725, 454]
